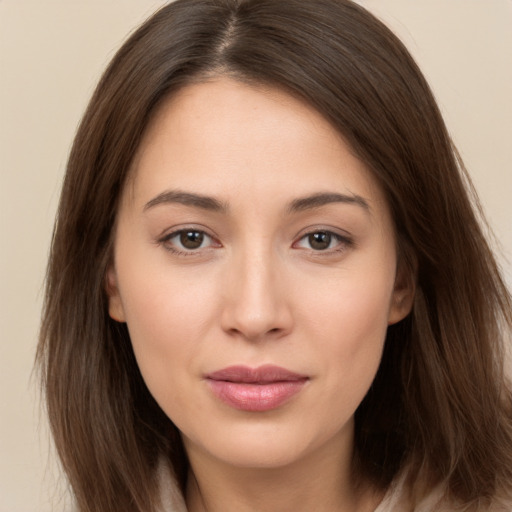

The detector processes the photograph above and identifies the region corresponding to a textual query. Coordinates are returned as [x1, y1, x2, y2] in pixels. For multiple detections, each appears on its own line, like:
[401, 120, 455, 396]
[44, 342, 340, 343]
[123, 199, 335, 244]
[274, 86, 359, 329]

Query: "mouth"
[205, 365, 308, 412]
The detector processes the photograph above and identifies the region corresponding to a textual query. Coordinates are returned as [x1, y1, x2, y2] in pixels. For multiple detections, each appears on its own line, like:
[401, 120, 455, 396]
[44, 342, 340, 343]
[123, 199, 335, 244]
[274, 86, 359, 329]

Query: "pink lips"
[206, 365, 308, 412]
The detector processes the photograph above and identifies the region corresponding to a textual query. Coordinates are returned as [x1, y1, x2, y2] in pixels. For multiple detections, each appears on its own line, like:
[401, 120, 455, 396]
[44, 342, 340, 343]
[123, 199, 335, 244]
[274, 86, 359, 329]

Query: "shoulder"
[376, 472, 512, 512]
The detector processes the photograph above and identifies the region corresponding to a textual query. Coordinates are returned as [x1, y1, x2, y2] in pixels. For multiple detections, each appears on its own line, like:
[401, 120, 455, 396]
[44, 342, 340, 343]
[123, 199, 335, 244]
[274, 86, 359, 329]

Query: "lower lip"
[207, 379, 307, 412]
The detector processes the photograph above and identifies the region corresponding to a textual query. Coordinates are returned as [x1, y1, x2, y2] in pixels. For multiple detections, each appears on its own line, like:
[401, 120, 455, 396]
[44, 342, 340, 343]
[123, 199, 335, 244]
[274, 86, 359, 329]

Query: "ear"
[105, 265, 126, 323]
[388, 258, 416, 325]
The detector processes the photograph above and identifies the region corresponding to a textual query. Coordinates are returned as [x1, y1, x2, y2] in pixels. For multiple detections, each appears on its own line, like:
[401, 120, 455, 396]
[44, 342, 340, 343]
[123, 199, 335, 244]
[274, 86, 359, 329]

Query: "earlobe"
[388, 261, 416, 325]
[105, 266, 126, 323]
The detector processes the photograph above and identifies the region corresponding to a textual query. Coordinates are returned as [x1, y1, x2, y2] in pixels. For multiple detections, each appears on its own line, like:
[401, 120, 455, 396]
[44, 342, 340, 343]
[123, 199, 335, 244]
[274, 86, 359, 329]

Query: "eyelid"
[156, 224, 354, 257]
[292, 227, 354, 253]
[158, 226, 222, 256]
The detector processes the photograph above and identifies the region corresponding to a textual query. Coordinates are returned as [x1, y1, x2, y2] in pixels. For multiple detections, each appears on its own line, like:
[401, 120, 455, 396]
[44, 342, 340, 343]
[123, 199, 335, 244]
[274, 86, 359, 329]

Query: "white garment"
[157, 462, 511, 512]
[373, 471, 444, 512]
[158, 462, 187, 512]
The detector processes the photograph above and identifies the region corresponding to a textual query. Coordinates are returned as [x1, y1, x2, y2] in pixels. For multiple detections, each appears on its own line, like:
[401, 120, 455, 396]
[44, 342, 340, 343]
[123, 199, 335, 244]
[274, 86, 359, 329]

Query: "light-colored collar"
[156, 459, 450, 512]
[157, 461, 187, 512]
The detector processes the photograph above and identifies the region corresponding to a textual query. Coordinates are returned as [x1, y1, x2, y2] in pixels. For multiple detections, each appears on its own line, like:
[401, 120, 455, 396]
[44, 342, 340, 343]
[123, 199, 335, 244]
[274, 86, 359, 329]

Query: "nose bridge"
[221, 241, 292, 340]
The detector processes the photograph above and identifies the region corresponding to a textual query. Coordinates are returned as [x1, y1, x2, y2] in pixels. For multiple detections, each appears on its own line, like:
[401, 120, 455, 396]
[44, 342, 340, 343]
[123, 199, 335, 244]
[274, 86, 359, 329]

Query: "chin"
[182, 414, 352, 471]
[203, 439, 311, 470]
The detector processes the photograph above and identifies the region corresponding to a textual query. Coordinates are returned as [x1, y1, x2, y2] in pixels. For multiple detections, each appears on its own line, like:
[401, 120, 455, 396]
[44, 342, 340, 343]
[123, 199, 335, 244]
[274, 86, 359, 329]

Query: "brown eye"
[294, 230, 353, 254]
[160, 228, 219, 255]
[179, 231, 205, 249]
[308, 232, 332, 250]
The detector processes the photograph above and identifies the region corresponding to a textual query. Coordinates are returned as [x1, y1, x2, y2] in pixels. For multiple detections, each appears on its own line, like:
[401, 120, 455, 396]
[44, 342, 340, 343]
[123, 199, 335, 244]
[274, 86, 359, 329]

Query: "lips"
[206, 365, 308, 412]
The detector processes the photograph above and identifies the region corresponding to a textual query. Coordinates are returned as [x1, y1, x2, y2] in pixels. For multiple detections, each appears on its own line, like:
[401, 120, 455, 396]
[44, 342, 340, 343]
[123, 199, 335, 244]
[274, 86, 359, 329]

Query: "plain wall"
[1, 1, 510, 510]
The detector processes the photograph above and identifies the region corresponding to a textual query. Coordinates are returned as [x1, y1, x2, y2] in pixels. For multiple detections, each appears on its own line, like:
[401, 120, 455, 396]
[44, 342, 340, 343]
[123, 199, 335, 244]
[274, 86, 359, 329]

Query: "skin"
[107, 78, 414, 512]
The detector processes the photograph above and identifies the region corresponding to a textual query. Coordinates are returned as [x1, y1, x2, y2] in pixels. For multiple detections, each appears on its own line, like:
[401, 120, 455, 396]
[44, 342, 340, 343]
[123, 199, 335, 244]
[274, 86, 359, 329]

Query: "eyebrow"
[143, 189, 370, 214]
[144, 190, 228, 213]
[287, 192, 370, 214]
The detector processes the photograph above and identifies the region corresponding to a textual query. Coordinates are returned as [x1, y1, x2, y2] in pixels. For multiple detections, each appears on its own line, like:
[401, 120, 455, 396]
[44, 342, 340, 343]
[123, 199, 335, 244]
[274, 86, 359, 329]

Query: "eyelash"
[293, 230, 354, 254]
[158, 228, 353, 257]
[158, 228, 219, 257]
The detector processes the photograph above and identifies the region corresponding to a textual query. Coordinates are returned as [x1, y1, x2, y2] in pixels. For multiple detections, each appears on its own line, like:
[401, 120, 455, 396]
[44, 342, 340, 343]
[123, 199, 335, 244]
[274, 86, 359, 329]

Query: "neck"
[184, 427, 383, 512]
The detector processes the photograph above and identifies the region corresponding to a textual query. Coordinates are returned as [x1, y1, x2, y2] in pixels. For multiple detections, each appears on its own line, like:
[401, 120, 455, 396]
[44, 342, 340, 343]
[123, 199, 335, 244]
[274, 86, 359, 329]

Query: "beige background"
[1, 1, 511, 510]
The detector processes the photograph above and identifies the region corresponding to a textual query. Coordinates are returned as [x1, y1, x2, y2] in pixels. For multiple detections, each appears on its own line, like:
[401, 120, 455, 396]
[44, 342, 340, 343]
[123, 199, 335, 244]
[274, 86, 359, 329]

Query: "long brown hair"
[38, 1, 512, 510]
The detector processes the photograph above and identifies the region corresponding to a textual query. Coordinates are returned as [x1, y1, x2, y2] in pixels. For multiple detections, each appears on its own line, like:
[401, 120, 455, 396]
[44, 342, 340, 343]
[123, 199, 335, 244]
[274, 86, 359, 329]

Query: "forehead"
[126, 77, 387, 215]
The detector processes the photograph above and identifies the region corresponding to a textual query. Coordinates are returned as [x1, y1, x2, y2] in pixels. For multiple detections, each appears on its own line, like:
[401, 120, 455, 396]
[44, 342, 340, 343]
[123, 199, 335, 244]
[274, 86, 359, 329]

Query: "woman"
[37, 0, 512, 511]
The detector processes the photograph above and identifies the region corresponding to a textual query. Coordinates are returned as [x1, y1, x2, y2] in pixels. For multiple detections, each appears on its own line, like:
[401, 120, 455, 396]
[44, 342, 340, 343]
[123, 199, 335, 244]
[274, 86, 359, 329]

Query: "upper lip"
[206, 365, 308, 384]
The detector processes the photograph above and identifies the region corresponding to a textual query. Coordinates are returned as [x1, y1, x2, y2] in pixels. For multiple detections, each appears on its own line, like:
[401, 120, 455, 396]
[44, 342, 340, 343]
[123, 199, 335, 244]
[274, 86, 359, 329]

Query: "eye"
[160, 229, 218, 254]
[294, 230, 352, 252]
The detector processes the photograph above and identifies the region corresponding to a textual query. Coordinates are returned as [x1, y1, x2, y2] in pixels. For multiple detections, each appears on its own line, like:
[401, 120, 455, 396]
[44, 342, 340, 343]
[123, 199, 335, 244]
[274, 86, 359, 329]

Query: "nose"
[220, 249, 293, 342]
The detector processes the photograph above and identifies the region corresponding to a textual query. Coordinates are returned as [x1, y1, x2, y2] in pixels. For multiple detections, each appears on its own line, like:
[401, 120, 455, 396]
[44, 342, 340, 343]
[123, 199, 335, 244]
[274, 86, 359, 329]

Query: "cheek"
[122, 273, 211, 345]
[300, 259, 394, 347]
[114, 252, 222, 406]
[297, 264, 394, 404]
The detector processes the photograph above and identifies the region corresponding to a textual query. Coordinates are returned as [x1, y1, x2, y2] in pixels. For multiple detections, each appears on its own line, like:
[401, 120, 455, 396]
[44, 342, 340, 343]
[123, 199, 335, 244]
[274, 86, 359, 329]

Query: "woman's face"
[107, 78, 413, 470]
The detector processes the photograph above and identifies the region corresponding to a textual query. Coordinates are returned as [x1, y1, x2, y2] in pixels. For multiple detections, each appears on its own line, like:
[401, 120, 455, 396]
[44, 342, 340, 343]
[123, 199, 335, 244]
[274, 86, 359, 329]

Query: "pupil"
[180, 231, 204, 249]
[309, 232, 331, 250]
